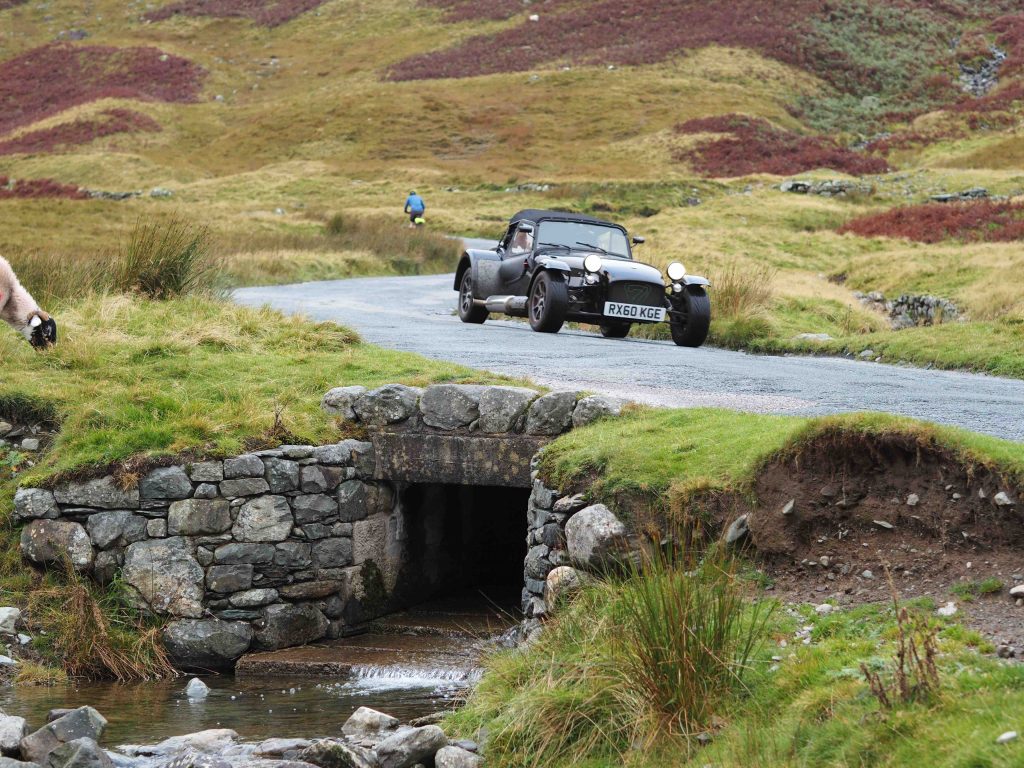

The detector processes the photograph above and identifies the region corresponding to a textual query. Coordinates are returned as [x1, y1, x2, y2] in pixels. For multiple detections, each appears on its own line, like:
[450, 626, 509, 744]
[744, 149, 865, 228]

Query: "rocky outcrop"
[855, 291, 960, 329]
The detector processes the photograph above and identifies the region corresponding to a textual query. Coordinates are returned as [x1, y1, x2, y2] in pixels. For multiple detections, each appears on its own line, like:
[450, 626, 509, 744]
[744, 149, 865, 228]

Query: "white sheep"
[0, 256, 57, 348]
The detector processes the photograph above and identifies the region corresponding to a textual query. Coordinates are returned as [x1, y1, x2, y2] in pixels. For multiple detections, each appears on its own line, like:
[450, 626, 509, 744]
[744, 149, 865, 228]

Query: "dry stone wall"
[15, 383, 627, 669]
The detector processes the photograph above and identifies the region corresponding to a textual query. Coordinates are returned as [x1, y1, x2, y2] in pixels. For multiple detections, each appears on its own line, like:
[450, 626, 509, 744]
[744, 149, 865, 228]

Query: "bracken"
[0, 43, 205, 135]
[838, 200, 1024, 244]
[674, 115, 888, 177]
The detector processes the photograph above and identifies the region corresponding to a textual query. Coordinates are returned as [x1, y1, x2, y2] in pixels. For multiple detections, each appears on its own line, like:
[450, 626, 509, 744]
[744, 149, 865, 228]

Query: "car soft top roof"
[509, 209, 623, 229]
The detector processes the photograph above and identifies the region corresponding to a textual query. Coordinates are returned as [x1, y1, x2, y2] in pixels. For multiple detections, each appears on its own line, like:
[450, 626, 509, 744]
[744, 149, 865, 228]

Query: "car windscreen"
[536, 221, 630, 258]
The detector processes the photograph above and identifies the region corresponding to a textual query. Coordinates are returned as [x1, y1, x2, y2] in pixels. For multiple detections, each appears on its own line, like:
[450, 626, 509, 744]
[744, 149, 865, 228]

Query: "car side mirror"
[520, 224, 534, 234]
[632, 236, 645, 245]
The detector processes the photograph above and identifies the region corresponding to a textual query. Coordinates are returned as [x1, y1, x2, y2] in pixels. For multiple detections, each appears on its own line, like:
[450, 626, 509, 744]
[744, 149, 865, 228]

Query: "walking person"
[404, 190, 425, 227]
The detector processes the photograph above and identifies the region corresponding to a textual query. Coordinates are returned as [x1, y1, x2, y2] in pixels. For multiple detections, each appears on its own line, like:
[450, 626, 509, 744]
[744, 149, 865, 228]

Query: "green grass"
[450, 587, 1024, 768]
[539, 407, 1024, 516]
[0, 294, 513, 486]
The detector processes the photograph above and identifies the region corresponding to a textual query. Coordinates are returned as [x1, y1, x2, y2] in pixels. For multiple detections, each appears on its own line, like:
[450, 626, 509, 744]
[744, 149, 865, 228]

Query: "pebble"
[996, 731, 1018, 744]
[994, 492, 1014, 507]
[906, 494, 919, 507]
[936, 601, 958, 617]
[17, 634, 30, 645]
[862, 570, 875, 580]
[0, 656, 17, 666]
[782, 499, 795, 516]
[186, 678, 210, 700]
[873, 520, 894, 529]
[815, 603, 834, 616]
[1009, 585, 1024, 598]
[819, 556, 830, 567]
[21, 438, 39, 451]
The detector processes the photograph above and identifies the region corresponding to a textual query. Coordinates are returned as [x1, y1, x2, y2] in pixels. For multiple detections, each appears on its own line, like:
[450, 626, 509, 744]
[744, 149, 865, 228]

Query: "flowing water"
[0, 596, 518, 746]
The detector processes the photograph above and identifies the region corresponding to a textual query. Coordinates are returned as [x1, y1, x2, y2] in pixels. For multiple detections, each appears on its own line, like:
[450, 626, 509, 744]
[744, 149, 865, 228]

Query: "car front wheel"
[599, 323, 631, 338]
[670, 287, 711, 347]
[458, 271, 488, 324]
[528, 271, 568, 333]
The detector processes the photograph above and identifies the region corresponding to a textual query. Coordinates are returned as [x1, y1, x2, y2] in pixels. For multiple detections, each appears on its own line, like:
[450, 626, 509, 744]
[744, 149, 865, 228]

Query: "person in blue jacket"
[404, 190, 425, 226]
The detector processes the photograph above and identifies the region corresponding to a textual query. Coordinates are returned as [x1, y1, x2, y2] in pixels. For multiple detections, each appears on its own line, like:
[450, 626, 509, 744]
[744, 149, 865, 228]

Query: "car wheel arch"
[453, 254, 473, 292]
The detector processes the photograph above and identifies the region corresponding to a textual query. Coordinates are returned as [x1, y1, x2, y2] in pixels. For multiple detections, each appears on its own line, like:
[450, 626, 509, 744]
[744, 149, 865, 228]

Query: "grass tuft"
[117, 217, 219, 300]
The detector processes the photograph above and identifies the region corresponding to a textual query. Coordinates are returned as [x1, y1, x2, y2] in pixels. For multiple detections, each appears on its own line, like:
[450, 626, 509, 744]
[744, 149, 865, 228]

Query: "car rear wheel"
[599, 323, 631, 338]
[458, 270, 488, 324]
[670, 287, 711, 347]
[528, 271, 568, 333]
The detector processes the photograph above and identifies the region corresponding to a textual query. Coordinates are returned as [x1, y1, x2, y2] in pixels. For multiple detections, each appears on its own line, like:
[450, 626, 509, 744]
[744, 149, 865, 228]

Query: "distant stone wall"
[14, 383, 626, 670]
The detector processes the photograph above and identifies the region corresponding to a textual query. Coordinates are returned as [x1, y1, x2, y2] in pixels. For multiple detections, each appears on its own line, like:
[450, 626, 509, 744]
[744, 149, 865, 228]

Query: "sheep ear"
[29, 316, 42, 328]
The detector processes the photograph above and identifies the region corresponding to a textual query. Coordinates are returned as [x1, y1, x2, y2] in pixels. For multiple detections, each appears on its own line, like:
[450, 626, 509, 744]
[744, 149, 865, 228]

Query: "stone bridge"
[15, 384, 626, 670]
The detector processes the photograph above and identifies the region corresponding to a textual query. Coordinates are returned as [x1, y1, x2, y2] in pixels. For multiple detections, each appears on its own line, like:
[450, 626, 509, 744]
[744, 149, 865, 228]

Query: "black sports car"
[453, 209, 711, 346]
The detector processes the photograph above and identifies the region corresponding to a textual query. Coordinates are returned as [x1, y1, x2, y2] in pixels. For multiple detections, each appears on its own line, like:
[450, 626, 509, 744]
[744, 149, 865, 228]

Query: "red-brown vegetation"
[146, 0, 328, 27]
[0, 176, 87, 200]
[0, 109, 161, 155]
[674, 115, 888, 177]
[992, 12, 1024, 77]
[389, 0, 825, 81]
[838, 200, 1024, 243]
[0, 0, 29, 9]
[0, 43, 204, 135]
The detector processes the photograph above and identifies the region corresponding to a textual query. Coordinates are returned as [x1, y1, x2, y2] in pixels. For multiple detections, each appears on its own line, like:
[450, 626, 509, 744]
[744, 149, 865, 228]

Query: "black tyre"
[528, 271, 568, 333]
[458, 270, 488, 324]
[599, 323, 631, 338]
[670, 287, 711, 347]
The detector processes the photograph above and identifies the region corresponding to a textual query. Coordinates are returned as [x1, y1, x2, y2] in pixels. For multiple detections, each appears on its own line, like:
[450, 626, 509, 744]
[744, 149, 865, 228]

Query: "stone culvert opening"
[394, 483, 529, 611]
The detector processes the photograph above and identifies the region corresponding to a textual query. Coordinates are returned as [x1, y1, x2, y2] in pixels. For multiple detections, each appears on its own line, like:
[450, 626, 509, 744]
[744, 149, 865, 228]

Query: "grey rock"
[312, 440, 361, 466]
[293, 494, 338, 524]
[571, 395, 624, 428]
[352, 384, 421, 426]
[45, 738, 112, 768]
[168, 499, 231, 536]
[552, 493, 587, 515]
[0, 608, 20, 636]
[337, 481, 368, 522]
[20, 707, 107, 764]
[530, 480, 556, 511]
[86, 511, 147, 548]
[525, 391, 579, 435]
[125, 728, 238, 756]
[995, 491, 1014, 506]
[139, 467, 192, 500]
[906, 493, 920, 507]
[321, 386, 368, 420]
[123, 538, 204, 617]
[193, 484, 218, 500]
[312, 538, 353, 569]
[13, 489, 59, 522]
[724, 514, 750, 545]
[219, 478, 270, 497]
[54, 477, 138, 510]
[300, 466, 343, 494]
[278, 580, 342, 600]
[185, 678, 209, 700]
[298, 740, 374, 768]
[348, 441, 375, 476]
[195, 548, 214, 567]
[434, 746, 482, 768]
[92, 551, 120, 585]
[147, 519, 167, 537]
[524, 545, 552, 580]
[233, 496, 293, 542]
[20, 520, 94, 572]
[223, 455, 265, 479]
[782, 499, 795, 515]
[264, 459, 300, 493]
[374, 725, 447, 768]
[341, 707, 399, 738]
[206, 565, 253, 593]
[564, 504, 628, 570]
[254, 739, 312, 758]
[274, 542, 312, 568]
[544, 566, 583, 609]
[0, 760, 40, 768]
[163, 620, 252, 671]
[188, 462, 223, 482]
[0, 714, 27, 755]
[281, 445, 315, 459]
[420, 384, 488, 429]
[214, 543, 275, 565]
[229, 588, 278, 608]
[477, 386, 538, 433]
[254, 603, 328, 650]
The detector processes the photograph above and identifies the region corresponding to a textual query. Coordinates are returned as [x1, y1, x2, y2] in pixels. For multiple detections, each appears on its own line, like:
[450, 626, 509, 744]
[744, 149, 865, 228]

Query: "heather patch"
[0, 0, 28, 8]
[838, 201, 1024, 244]
[0, 109, 161, 155]
[0, 43, 204, 135]
[146, 0, 329, 27]
[674, 115, 888, 177]
[0, 176, 86, 200]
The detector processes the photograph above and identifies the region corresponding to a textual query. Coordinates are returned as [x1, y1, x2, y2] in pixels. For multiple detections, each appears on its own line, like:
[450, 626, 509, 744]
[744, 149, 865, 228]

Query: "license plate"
[603, 301, 665, 321]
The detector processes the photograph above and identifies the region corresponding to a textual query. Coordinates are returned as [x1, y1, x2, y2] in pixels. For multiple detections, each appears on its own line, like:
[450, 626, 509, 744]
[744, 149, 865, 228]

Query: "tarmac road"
[234, 265, 1024, 442]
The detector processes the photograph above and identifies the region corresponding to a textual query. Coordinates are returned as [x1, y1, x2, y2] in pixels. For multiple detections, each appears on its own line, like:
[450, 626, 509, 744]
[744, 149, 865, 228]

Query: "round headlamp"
[583, 254, 603, 273]
[667, 262, 686, 281]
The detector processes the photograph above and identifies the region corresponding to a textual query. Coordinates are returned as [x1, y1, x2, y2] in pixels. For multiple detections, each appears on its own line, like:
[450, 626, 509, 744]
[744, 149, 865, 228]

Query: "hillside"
[1, 0, 1024, 372]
